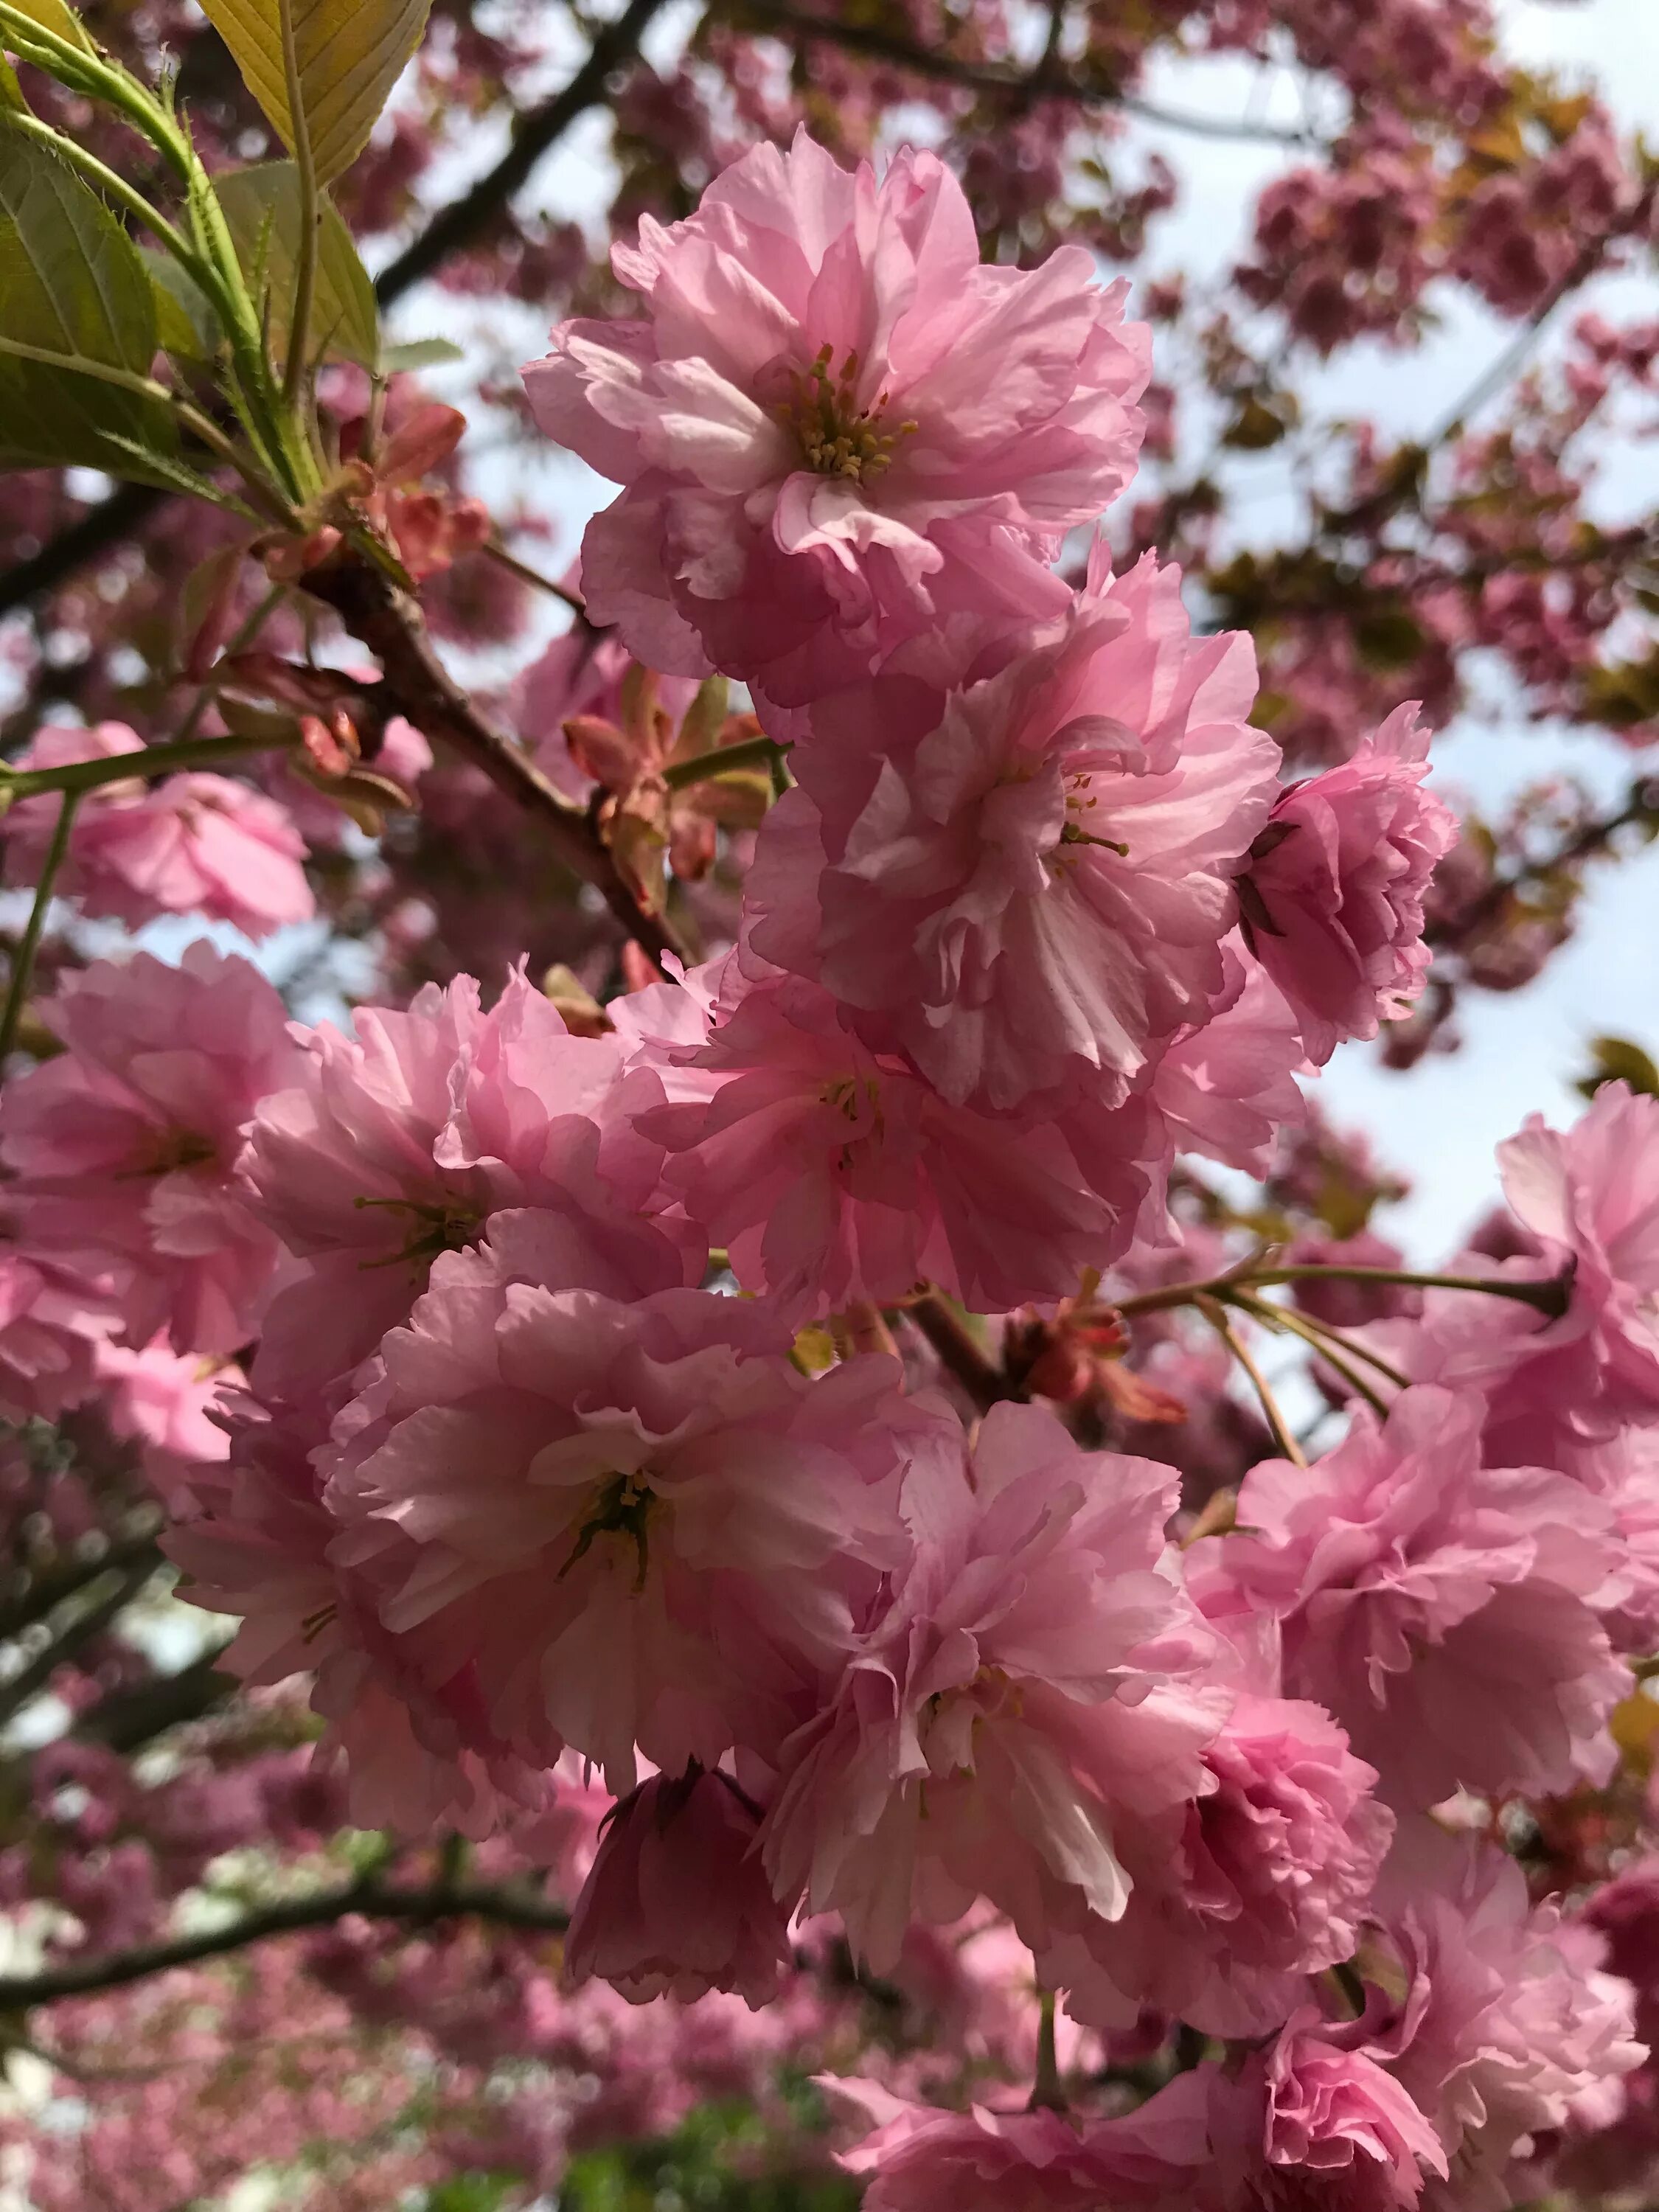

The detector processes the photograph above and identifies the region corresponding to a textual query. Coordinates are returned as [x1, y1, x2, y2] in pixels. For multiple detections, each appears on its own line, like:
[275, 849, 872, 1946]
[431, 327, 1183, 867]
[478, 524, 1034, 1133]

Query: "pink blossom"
[1196, 1385, 1629, 1807]
[1043, 1692, 1393, 2037]
[95, 1337, 233, 1506]
[762, 1400, 1222, 1975]
[564, 1765, 791, 2007]
[1149, 939, 1308, 1177]
[0, 1246, 117, 1422]
[1497, 1079, 1659, 1425]
[1241, 705, 1457, 1065]
[1366, 1829, 1644, 2202]
[241, 967, 700, 1400]
[1216, 2010, 1448, 2211]
[4, 723, 313, 939]
[526, 131, 1148, 717]
[322, 1237, 922, 1792]
[0, 945, 295, 1356]
[827, 2072, 1220, 2212]
[629, 964, 1154, 1318]
[168, 1396, 556, 1839]
[748, 557, 1279, 1113]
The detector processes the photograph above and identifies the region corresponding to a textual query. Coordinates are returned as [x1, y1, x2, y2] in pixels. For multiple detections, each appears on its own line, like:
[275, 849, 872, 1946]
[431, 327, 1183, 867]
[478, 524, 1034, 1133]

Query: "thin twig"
[0, 1879, 571, 2009]
[1194, 1293, 1306, 1467]
[0, 788, 77, 1061]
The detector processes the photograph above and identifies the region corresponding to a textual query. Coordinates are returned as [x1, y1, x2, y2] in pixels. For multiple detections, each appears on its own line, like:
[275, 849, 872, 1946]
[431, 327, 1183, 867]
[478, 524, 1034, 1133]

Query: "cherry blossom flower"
[1365, 1829, 1644, 2203]
[241, 967, 700, 1401]
[762, 1400, 1222, 1974]
[629, 965, 1153, 1318]
[4, 723, 313, 940]
[747, 556, 1279, 1113]
[1195, 1385, 1629, 1807]
[565, 1764, 791, 2007]
[0, 1245, 118, 1422]
[321, 1234, 924, 1792]
[827, 2072, 1220, 2212]
[1241, 704, 1457, 1065]
[1043, 1692, 1394, 2037]
[1497, 1078, 1659, 1425]
[1214, 2010, 1449, 2211]
[526, 131, 1149, 717]
[0, 945, 296, 1356]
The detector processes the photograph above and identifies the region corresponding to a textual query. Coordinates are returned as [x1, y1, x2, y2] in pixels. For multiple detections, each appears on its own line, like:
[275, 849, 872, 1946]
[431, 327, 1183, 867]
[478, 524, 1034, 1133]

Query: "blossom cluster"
[1, 130, 1655, 2212]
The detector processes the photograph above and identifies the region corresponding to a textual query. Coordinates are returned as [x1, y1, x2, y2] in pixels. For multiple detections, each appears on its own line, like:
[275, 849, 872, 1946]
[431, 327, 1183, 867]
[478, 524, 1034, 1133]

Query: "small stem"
[1115, 1262, 1571, 1324]
[2, 731, 297, 803]
[0, 109, 196, 265]
[0, 790, 77, 1061]
[1028, 1989, 1066, 2113]
[480, 539, 592, 622]
[175, 583, 287, 744]
[661, 734, 789, 790]
[1195, 1293, 1306, 1467]
[1225, 1289, 1392, 1419]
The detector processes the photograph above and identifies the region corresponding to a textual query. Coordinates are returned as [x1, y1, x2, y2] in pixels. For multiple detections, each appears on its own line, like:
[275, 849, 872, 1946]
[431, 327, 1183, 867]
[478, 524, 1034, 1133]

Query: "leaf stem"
[1195, 1293, 1307, 1466]
[661, 734, 790, 790]
[0, 789, 77, 1061]
[1, 732, 296, 804]
[1029, 1989, 1067, 2113]
[1115, 1261, 1571, 1323]
[1225, 1289, 1392, 1419]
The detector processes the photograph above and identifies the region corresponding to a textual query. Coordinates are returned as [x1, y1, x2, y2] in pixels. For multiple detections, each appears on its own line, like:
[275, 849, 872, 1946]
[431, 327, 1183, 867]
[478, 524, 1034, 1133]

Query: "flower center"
[352, 1193, 481, 1270]
[557, 1471, 658, 1593]
[1054, 772, 1128, 867]
[819, 1073, 883, 1169]
[776, 345, 917, 483]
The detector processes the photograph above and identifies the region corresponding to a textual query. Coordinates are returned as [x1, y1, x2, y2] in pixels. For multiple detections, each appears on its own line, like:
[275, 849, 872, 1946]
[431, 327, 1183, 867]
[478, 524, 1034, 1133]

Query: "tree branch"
[727, 0, 1316, 143]
[302, 555, 686, 964]
[0, 1879, 571, 2010]
[908, 1291, 1022, 1411]
[375, 0, 675, 299]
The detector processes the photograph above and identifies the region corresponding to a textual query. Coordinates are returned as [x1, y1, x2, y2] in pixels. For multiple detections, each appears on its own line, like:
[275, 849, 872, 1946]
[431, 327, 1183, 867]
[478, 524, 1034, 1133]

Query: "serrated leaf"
[216, 160, 378, 369]
[142, 247, 220, 361]
[199, 0, 433, 185]
[379, 333, 464, 372]
[1, 0, 95, 55]
[0, 123, 178, 480]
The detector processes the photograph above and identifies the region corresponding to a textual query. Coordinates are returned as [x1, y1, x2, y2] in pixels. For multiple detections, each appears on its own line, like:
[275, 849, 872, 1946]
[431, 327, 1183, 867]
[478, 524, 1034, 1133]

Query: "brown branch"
[726, 0, 1316, 143]
[908, 1291, 1023, 1412]
[72, 1647, 237, 1754]
[302, 555, 686, 965]
[0, 1879, 571, 2010]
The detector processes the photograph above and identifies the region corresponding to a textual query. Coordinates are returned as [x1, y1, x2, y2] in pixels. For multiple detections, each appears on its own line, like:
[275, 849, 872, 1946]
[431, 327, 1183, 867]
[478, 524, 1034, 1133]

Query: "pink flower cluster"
[8, 128, 1643, 2212]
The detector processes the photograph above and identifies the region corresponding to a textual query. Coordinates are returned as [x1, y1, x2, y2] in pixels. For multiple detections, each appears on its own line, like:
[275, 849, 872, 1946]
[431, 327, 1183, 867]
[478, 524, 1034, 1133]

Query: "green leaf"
[1576, 1035, 1659, 1102]
[379, 333, 464, 372]
[215, 160, 378, 369]
[142, 246, 220, 362]
[0, 53, 24, 110]
[198, 0, 433, 185]
[0, 122, 178, 480]
[0, 0, 95, 56]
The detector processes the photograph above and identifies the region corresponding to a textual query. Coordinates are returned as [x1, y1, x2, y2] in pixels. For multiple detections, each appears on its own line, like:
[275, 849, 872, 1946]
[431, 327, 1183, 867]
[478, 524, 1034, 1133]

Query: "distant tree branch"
[0, 1879, 571, 2010]
[726, 0, 1318, 144]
